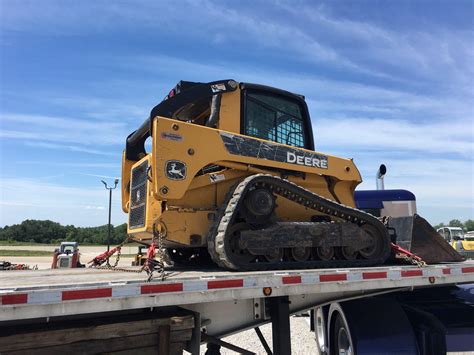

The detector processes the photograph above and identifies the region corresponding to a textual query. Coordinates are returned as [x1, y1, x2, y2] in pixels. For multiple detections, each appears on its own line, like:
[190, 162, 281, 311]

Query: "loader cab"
[60, 242, 78, 254]
[240, 84, 315, 150]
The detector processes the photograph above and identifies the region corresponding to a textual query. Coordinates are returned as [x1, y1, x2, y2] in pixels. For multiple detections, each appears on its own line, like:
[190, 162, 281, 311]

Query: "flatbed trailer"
[1, 261, 474, 354]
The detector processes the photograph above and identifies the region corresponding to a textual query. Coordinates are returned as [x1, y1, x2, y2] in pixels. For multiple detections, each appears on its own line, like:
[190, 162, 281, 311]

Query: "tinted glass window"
[245, 91, 306, 148]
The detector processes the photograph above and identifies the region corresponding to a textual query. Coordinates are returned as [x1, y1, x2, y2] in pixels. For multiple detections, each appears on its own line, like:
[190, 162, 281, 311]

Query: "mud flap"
[386, 214, 464, 264]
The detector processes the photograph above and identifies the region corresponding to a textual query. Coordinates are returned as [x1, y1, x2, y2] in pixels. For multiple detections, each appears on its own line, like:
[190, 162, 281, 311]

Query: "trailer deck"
[2, 261, 474, 354]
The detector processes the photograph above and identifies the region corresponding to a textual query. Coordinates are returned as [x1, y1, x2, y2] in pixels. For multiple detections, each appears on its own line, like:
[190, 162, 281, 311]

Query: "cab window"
[244, 90, 308, 148]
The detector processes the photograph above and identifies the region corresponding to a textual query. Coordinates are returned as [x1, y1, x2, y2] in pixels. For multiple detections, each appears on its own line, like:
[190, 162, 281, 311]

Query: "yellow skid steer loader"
[121, 79, 462, 270]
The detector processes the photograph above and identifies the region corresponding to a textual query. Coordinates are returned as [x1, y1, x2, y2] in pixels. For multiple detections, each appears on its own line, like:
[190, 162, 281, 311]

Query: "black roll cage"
[125, 79, 315, 161]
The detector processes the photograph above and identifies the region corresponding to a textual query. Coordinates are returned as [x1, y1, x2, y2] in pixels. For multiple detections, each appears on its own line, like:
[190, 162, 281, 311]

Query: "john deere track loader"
[122, 79, 462, 270]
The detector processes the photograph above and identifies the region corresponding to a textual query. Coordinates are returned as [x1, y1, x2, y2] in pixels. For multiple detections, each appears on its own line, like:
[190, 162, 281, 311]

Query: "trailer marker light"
[263, 287, 272, 296]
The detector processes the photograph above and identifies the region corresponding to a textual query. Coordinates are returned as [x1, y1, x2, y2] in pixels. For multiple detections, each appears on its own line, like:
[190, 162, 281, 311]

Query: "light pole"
[102, 179, 119, 262]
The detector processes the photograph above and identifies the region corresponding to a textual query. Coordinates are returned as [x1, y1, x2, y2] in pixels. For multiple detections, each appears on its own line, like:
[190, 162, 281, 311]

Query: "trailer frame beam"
[268, 296, 291, 355]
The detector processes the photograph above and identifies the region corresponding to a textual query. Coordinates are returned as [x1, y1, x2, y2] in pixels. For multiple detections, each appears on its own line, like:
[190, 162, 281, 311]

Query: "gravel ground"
[198, 315, 319, 355]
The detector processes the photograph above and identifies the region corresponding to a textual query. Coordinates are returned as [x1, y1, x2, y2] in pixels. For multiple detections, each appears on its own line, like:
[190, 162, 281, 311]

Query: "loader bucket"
[387, 214, 465, 264]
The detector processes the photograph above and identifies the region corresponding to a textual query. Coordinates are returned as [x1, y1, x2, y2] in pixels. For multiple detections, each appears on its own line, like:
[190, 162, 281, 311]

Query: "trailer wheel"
[331, 313, 354, 355]
[314, 307, 329, 355]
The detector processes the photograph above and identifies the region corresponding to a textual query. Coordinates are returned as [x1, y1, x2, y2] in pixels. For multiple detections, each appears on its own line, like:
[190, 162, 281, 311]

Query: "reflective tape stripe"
[320, 273, 347, 282]
[208, 279, 243, 289]
[401, 270, 423, 277]
[62, 288, 112, 301]
[141, 283, 183, 294]
[282, 276, 301, 284]
[1, 293, 28, 305]
[362, 271, 387, 280]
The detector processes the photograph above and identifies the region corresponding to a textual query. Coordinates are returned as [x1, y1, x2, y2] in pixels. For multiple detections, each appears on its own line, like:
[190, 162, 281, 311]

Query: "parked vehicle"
[438, 227, 474, 259]
[51, 241, 84, 268]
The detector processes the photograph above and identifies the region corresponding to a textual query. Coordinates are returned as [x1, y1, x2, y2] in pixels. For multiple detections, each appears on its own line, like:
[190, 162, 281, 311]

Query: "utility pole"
[102, 179, 119, 265]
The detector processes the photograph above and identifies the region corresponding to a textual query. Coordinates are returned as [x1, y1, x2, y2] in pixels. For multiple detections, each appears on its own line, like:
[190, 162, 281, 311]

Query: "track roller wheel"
[242, 187, 276, 226]
[359, 224, 384, 260]
[336, 246, 358, 261]
[314, 246, 335, 261]
[264, 248, 284, 262]
[291, 246, 311, 262]
[227, 223, 254, 265]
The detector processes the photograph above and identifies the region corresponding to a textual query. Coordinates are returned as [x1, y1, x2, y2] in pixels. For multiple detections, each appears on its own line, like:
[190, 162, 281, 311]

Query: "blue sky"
[0, 0, 473, 227]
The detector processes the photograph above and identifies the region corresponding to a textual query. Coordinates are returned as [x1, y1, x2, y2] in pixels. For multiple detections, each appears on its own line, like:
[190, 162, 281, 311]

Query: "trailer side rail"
[1, 262, 473, 321]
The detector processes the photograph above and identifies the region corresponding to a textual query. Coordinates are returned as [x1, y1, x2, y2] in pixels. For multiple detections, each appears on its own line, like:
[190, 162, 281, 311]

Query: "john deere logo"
[165, 160, 187, 180]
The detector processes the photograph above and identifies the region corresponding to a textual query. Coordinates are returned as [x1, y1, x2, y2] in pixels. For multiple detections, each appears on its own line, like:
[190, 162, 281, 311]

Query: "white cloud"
[314, 117, 473, 157]
[80, 173, 120, 180]
[1, 113, 130, 146]
[350, 155, 473, 224]
[0, 1, 394, 79]
[85, 205, 105, 210]
[47, 96, 149, 121]
[0, 178, 126, 227]
[276, 2, 474, 88]
[16, 161, 119, 169]
[23, 141, 117, 157]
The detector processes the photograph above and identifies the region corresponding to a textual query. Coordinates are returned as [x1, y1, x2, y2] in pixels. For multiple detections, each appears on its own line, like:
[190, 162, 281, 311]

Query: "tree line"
[0, 220, 128, 245]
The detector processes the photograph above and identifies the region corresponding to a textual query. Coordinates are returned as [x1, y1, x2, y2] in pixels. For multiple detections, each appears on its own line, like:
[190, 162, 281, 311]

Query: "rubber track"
[207, 174, 391, 271]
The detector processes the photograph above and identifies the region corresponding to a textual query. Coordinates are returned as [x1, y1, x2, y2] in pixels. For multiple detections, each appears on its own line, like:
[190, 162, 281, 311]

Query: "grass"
[0, 250, 53, 257]
[0, 240, 56, 246]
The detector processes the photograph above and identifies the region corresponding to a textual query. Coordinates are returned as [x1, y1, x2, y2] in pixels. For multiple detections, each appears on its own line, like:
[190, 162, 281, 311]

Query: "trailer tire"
[314, 306, 329, 355]
[328, 305, 354, 355]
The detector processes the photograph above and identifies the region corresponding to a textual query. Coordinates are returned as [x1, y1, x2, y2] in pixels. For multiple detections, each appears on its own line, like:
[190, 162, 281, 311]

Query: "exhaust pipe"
[376, 164, 387, 190]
